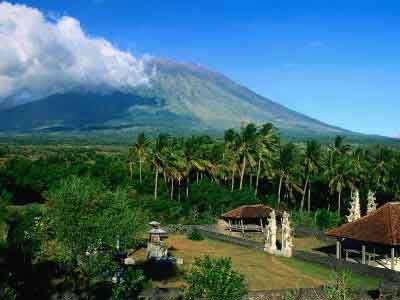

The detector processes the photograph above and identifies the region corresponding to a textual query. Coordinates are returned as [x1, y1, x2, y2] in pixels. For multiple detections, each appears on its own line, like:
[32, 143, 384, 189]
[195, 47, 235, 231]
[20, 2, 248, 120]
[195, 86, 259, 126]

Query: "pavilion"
[326, 202, 400, 271]
[222, 204, 275, 233]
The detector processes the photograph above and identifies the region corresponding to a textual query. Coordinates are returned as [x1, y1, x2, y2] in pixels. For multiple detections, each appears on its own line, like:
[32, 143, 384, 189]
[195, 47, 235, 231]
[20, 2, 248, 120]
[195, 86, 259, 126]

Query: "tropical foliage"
[183, 256, 247, 300]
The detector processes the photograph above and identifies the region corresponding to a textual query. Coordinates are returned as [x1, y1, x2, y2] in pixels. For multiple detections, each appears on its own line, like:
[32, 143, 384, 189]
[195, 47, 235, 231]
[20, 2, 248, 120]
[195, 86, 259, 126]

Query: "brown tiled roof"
[222, 204, 273, 219]
[326, 202, 400, 246]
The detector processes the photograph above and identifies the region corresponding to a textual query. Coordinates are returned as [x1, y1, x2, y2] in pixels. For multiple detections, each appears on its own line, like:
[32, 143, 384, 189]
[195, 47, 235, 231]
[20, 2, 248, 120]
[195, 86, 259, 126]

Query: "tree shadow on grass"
[313, 244, 337, 256]
[136, 258, 181, 281]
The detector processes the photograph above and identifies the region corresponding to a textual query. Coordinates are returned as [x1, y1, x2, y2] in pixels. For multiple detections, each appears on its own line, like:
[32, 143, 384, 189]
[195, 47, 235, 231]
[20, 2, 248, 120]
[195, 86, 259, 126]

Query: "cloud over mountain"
[0, 2, 150, 105]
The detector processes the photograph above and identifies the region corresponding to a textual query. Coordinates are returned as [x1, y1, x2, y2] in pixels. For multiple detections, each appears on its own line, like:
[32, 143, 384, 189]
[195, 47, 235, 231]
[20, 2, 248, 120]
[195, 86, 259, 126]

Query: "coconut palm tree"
[236, 123, 258, 190]
[152, 134, 169, 200]
[181, 138, 206, 199]
[324, 148, 352, 216]
[276, 142, 299, 207]
[224, 128, 240, 191]
[300, 140, 321, 213]
[132, 132, 148, 185]
[370, 146, 392, 192]
[254, 123, 278, 195]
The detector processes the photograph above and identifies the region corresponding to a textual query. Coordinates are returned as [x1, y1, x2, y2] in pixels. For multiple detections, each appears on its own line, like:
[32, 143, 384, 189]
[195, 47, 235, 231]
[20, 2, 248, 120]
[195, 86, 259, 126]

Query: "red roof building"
[327, 202, 400, 246]
[222, 204, 275, 233]
[222, 204, 274, 220]
[326, 202, 400, 270]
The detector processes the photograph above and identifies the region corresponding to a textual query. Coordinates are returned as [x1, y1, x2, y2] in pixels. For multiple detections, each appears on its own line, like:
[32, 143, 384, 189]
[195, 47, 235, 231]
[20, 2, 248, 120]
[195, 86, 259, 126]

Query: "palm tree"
[128, 148, 134, 180]
[300, 140, 321, 213]
[348, 147, 366, 193]
[236, 124, 258, 190]
[224, 129, 240, 191]
[370, 146, 392, 192]
[152, 134, 169, 200]
[181, 138, 205, 199]
[132, 132, 148, 185]
[276, 142, 299, 207]
[324, 146, 352, 216]
[254, 123, 278, 195]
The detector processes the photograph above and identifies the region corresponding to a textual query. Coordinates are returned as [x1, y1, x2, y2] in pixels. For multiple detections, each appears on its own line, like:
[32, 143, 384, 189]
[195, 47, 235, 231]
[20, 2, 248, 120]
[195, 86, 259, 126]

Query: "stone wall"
[195, 225, 265, 251]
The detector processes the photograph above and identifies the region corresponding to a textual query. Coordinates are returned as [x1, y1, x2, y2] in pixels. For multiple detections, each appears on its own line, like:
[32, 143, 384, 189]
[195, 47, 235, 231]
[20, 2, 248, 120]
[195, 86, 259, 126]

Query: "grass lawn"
[132, 235, 381, 291]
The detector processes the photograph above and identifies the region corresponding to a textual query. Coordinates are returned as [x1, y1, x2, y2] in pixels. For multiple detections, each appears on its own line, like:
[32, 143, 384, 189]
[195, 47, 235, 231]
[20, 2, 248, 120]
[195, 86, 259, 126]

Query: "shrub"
[187, 228, 204, 241]
[0, 281, 16, 300]
[111, 269, 146, 300]
[292, 211, 316, 229]
[184, 256, 247, 300]
[293, 209, 342, 231]
[324, 271, 356, 300]
[315, 209, 341, 230]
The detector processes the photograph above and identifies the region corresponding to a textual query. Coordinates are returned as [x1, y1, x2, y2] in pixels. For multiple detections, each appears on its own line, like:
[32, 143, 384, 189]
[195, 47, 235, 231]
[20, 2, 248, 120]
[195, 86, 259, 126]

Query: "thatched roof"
[222, 204, 274, 219]
[326, 202, 400, 246]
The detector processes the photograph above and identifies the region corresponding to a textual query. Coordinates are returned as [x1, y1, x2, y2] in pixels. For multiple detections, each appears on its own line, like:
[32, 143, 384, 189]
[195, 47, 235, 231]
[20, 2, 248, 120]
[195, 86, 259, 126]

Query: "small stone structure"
[146, 221, 169, 259]
[264, 209, 293, 257]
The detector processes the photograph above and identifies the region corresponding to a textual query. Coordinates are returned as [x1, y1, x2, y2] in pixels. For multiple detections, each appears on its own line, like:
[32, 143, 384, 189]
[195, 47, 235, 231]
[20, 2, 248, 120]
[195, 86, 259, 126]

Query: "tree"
[325, 155, 352, 217]
[224, 129, 240, 191]
[152, 134, 169, 200]
[276, 143, 299, 207]
[183, 138, 206, 199]
[236, 124, 258, 190]
[301, 140, 321, 213]
[0, 193, 9, 232]
[254, 123, 278, 195]
[132, 132, 148, 184]
[48, 176, 148, 289]
[184, 256, 247, 300]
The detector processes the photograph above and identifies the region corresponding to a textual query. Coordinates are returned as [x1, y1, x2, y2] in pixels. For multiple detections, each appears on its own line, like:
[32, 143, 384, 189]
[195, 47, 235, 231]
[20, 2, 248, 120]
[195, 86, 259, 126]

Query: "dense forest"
[1, 123, 400, 299]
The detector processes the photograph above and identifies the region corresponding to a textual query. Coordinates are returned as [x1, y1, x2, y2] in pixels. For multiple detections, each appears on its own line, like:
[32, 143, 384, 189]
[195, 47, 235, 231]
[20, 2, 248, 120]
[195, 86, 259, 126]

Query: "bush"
[292, 211, 315, 229]
[314, 209, 341, 230]
[111, 269, 147, 300]
[187, 228, 204, 241]
[292, 209, 342, 231]
[184, 256, 247, 300]
[0, 281, 16, 300]
[324, 271, 356, 300]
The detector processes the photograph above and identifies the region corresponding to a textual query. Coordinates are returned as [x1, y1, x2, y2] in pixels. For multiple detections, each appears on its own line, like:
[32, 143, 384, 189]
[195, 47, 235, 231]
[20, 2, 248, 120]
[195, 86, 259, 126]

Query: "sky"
[1, 0, 399, 137]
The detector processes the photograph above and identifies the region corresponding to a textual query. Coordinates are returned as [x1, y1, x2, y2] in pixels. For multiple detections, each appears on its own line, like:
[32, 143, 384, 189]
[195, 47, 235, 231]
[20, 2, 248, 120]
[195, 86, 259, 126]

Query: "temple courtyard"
[131, 234, 381, 291]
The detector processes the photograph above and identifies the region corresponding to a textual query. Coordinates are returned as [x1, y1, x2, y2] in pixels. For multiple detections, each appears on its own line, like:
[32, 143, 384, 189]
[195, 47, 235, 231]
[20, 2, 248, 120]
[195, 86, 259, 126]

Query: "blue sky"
[6, 0, 400, 137]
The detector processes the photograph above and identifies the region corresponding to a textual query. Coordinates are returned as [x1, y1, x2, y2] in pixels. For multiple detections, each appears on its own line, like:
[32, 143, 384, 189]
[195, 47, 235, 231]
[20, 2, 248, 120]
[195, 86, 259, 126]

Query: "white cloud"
[0, 2, 150, 105]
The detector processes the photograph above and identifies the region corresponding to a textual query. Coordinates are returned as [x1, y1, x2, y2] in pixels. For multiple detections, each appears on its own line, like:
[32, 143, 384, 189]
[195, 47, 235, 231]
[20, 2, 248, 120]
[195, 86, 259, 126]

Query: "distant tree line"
[126, 123, 400, 217]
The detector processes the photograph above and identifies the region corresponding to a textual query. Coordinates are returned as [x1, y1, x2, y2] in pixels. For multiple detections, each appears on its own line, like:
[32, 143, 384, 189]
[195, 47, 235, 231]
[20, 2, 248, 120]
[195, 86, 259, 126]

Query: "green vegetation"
[183, 256, 247, 300]
[292, 209, 341, 230]
[324, 271, 358, 300]
[0, 123, 398, 298]
[187, 228, 204, 241]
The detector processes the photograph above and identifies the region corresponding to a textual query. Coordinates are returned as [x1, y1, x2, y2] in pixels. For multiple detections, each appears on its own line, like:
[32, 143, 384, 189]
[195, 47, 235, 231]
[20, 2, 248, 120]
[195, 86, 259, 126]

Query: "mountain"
[0, 59, 363, 138]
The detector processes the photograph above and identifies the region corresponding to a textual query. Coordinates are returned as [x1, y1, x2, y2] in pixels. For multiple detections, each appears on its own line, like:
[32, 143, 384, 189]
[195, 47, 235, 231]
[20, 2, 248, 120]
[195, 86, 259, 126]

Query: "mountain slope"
[0, 59, 352, 137]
